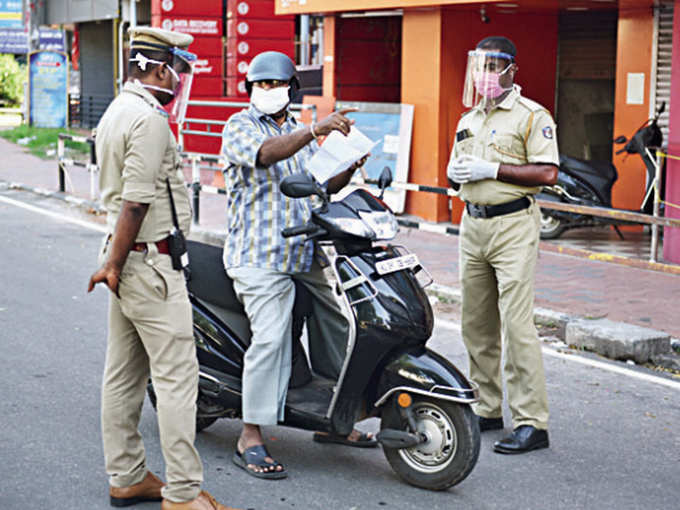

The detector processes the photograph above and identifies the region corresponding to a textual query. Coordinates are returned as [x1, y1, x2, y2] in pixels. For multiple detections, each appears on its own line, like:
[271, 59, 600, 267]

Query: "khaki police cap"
[129, 26, 193, 51]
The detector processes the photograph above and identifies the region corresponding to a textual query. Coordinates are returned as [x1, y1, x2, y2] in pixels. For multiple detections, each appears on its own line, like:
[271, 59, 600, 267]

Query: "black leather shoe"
[493, 425, 549, 454]
[476, 415, 504, 432]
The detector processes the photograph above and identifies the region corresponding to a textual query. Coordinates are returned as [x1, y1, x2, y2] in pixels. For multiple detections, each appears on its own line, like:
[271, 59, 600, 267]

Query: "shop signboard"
[226, 37, 294, 59]
[38, 27, 66, 52]
[226, 18, 295, 39]
[28, 50, 69, 128]
[159, 17, 222, 36]
[152, 0, 222, 17]
[194, 56, 223, 78]
[0, 0, 22, 28]
[0, 27, 28, 53]
[227, 0, 294, 20]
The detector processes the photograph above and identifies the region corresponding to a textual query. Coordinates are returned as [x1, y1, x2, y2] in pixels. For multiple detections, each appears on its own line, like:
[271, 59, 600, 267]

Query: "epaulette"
[517, 96, 547, 114]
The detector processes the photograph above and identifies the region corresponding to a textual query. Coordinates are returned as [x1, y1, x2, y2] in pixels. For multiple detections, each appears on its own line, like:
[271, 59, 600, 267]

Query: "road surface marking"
[0, 195, 107, 233]
[436, 319, 680, 391]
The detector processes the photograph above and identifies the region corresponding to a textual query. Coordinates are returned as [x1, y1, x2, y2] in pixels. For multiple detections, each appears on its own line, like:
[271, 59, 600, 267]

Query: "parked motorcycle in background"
[538, 102, 666, 240]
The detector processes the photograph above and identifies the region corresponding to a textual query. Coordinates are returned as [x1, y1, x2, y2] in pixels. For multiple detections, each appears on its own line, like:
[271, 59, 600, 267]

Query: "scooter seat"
[186, 240, 245, 315]
[560, 154, 617, 183]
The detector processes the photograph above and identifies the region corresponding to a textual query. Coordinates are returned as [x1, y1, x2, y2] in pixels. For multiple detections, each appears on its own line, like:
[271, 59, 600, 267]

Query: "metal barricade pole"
[650, 152, 663, 263]
[191, 155, 201, 225]
[57, 136, 66, 192]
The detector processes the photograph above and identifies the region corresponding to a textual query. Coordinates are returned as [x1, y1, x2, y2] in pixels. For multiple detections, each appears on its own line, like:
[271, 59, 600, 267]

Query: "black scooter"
[538, 102, 666, 239]
[148, 169, 480, 491]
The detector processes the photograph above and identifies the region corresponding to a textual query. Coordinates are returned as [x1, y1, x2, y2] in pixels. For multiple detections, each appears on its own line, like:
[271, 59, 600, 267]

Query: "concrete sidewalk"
[1, 136, 678, 366]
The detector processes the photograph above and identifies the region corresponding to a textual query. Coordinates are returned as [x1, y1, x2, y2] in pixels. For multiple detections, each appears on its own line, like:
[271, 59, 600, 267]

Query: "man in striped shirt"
[220, 51, 371, 480]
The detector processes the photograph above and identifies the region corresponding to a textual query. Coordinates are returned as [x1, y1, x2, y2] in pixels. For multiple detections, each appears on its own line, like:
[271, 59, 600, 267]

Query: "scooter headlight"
[358, 211, 399, 240]
[330, 217, 376, 240]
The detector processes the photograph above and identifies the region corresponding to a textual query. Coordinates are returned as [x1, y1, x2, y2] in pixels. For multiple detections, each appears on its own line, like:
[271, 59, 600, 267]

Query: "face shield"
[130, 47, 197, 124]
[164, 47, 196, 124]
[462, 50, 514, 108]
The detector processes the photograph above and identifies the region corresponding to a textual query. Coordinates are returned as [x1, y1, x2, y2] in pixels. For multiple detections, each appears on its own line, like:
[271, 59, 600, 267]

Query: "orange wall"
[611, 9, 655, 211]
[401, 8, 558, 222]
[401, 9, 449, 222]
[322, 15, 336, 98]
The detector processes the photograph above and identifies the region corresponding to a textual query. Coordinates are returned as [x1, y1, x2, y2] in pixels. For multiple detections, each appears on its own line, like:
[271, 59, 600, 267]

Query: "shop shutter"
[653, 3, 674, 148]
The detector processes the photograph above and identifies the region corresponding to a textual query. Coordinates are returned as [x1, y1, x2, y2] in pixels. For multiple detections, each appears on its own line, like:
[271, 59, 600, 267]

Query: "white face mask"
[250, 85, 290, 115]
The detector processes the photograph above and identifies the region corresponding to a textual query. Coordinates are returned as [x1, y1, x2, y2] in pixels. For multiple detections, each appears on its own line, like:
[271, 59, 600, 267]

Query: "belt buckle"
[468, 203, 487, 218]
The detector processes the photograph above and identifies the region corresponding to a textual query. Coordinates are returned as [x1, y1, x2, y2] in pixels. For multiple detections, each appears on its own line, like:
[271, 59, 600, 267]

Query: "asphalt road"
[1, 188, 679, 510]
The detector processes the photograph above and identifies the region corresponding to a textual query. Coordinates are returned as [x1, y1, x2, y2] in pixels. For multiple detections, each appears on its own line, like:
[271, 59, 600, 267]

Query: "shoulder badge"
[542, 126, 554, 139]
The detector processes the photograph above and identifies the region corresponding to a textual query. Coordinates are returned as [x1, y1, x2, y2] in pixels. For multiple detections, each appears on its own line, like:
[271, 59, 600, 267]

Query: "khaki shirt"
[451, 85, 559, 206]
[95, 80, 191, 242]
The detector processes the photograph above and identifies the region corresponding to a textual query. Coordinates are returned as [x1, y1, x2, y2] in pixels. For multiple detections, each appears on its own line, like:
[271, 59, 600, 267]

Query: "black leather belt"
[465, 196, 531, 219]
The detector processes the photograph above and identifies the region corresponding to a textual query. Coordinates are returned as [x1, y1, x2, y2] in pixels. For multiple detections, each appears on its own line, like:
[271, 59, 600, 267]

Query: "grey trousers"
[101, 244, 203, 503]
[227, 261, 349, 425]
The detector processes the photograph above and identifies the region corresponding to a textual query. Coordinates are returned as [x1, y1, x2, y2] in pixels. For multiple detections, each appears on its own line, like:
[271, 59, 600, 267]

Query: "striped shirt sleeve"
[221, 113, 268, 169]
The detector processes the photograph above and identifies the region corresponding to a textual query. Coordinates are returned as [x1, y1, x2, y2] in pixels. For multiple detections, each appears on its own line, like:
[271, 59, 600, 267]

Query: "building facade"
[277, 0, 680, 263]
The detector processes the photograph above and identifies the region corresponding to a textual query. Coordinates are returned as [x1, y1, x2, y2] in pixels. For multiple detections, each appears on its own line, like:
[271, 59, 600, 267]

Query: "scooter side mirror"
[377, 166, 393, 199]
[280, 173, 328, 203]
[613, 136, 627, 144]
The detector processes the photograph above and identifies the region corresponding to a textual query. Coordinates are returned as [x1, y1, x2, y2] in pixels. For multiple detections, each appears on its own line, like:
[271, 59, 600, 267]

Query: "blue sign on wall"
[335, 101, 414, 213]
[0, 27, 28, 53]
[39, 28, 66, 52]
[29, 51, 69, 128]
[0, 0, 22, 29]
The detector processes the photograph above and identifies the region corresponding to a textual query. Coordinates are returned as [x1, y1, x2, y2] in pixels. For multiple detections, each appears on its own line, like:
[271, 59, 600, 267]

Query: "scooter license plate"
[375, 253, 420, 275]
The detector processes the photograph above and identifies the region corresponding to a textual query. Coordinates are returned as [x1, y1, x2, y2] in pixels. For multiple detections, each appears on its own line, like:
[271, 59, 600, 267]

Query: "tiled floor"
[545, 225, 666, 263]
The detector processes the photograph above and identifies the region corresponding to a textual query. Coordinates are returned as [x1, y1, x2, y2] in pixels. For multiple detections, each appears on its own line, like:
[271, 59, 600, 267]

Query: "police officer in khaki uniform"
[448, 36, 558, 454]
[88, 27, 236, 510]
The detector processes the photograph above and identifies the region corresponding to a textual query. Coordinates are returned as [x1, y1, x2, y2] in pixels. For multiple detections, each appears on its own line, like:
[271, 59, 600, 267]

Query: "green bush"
[0, 54, 25, 106]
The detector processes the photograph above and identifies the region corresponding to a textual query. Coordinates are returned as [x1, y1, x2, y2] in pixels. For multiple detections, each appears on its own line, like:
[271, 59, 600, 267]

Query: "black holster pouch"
[168, 226, 189, 272]
[166, 178, 191, 280]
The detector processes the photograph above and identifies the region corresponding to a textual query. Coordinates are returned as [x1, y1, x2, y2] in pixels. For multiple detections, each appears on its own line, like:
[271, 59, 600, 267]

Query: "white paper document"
[306, 126, 380, 183]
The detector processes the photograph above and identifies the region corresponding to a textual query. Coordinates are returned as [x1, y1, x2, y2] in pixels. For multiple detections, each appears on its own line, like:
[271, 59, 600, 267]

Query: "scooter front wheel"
[381, 396, 480, 491]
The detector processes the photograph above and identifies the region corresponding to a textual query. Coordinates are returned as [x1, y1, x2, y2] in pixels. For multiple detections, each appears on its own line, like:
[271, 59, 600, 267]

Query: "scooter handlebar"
[281, 223, 319, 238]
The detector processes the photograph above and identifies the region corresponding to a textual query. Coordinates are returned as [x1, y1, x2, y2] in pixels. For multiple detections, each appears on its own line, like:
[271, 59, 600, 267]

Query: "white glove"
[448, 154, 500, 183]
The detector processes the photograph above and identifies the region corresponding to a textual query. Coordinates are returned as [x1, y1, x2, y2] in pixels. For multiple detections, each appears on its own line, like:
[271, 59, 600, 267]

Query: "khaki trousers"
[459, 201, 549, 430]
[101, 244, 203, 503]
[227, 260, 349, 425]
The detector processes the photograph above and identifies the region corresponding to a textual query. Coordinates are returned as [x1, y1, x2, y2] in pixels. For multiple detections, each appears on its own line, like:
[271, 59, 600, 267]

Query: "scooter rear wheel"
[146, 382, 218, 433]
[540, 212, 567, 240]
[381, 396, 480, 491]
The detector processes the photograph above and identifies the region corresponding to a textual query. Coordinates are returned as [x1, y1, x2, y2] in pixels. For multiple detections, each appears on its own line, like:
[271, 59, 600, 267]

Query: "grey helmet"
[245, 51, 300, 100]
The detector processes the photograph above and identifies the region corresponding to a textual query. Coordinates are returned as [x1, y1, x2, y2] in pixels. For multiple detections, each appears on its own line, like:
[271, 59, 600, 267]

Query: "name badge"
[456, 129, 474, 142]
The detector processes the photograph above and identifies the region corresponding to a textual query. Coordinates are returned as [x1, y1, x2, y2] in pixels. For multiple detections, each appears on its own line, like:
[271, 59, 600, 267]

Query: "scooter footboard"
[374, 349, 478, 408]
